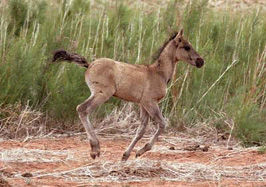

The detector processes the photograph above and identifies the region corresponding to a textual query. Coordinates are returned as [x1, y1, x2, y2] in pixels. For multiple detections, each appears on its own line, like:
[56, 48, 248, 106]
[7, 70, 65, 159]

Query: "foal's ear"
[178, 29, 184, 36]
[174, 29, 184, 43]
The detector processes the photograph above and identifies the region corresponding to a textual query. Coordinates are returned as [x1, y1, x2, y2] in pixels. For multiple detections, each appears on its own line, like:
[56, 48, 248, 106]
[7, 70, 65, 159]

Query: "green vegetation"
[0, 0, 265, 146]
[257, 146, 266, 154]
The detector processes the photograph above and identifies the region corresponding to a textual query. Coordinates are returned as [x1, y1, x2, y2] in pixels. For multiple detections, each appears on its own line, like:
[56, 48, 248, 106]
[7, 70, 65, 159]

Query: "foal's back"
[85, 58, 152, 103]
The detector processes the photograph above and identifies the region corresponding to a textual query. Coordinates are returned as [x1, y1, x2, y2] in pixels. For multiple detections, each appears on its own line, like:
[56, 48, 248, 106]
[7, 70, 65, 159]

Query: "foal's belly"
[113, 80, 144, 103]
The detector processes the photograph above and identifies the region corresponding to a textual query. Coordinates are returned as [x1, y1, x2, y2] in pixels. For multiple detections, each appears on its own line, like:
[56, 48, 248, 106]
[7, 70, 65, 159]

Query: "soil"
[0, 135, 265, 187]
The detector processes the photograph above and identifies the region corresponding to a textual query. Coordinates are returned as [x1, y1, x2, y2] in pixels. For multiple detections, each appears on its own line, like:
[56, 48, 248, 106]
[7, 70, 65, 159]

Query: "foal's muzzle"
[195, 58, 204, 68]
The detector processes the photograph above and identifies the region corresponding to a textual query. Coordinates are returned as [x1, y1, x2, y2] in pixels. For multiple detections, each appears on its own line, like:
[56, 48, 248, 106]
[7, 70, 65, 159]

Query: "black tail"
[53, 50, 88, 68]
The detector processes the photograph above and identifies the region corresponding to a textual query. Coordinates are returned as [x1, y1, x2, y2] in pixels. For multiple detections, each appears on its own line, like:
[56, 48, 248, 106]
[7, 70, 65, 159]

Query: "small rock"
[22, 173, 33, 178]
[228, 147, 233, 150]
[202, 146, 209, 152]
[169, 146, 175, 150]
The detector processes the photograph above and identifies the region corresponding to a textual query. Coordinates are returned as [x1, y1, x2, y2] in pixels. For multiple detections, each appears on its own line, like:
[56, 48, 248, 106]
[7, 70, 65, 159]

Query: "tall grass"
[0, 0, 265, 145]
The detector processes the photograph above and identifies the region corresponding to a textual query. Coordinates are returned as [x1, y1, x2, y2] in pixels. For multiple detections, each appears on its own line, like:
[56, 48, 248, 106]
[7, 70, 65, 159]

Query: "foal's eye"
[184, 46, 190, 51]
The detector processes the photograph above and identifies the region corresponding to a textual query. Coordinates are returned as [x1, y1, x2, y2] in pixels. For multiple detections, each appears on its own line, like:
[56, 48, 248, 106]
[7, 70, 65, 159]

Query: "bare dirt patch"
[0, 135, 265, 186]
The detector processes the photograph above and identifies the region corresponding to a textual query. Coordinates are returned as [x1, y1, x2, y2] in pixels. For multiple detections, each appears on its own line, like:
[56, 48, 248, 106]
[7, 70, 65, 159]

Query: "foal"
[53, 29, 204, 161]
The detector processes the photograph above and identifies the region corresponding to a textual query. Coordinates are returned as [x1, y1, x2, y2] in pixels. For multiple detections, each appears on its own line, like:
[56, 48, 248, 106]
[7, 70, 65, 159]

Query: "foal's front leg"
[136, 102, 166, 157]
[122, 106, 149, 161]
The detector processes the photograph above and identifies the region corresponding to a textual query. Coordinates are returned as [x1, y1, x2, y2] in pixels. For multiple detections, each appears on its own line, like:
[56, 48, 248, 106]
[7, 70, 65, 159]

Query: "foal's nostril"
[195, 58, 204, 68]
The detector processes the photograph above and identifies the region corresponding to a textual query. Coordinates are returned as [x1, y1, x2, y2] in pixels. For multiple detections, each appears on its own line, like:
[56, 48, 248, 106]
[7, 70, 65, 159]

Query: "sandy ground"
[0, 134, 265, 187]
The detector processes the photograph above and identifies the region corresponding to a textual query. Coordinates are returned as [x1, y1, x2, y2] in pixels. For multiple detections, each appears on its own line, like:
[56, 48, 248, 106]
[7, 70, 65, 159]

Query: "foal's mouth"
[195, 58, 204, 68]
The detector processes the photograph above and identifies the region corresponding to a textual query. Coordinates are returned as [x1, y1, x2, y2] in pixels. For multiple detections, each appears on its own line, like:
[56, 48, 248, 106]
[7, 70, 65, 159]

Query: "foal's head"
[173, 29, 204, 68]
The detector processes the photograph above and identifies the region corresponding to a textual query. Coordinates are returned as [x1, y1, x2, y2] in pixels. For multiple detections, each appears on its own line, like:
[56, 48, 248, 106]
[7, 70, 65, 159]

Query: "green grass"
[257, 146, 266, 154]
[0, 0, 265, 145]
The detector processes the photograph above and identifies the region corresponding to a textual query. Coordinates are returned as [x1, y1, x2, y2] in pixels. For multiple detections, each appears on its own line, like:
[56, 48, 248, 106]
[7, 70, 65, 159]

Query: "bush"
[0, 0, 265, 145]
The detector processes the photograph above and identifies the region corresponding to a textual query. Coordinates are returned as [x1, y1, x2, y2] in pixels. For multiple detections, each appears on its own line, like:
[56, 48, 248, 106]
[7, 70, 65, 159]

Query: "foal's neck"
[153, 41, 177, 83]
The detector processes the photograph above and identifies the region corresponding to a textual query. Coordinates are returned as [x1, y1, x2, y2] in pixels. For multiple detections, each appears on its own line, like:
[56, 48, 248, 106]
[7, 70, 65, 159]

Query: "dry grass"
[17, 158, 265, 183]
[0, 102, 47, 140]
[0, 148, 74, 163]
[0, 133, 265, 185]
[0, 102, 82, 140]
[0, 102, 238, 149]
[0, 102, 154, 142]
[0, 177, 11, 187]
[95, 103, 157, 137]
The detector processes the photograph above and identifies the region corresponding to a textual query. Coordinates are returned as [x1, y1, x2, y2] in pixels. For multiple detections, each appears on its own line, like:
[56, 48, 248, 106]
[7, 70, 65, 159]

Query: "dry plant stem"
[210, 150, 248, 163]
[185, 60, 238, 117]
[15, 103, 29, 138]
[225, 120, 235, 148]
[170, 65, 190, 116]
[32, 163, 97, 178]
[162, 137, 178, 147]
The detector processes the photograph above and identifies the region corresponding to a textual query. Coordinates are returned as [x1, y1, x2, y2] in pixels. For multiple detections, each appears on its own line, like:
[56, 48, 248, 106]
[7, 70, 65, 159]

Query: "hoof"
[136, 145, 151, 158]
[121, 153, 129, 162]
[135, 150, 142, 158]
[90, 151, 100, 159]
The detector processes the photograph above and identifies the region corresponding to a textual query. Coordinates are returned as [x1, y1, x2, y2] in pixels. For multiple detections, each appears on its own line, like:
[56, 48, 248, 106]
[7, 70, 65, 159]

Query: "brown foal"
[53, 29, 204, 161]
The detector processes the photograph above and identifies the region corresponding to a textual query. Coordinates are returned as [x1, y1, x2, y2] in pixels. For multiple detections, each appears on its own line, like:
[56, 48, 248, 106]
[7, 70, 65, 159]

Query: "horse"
[53, 29, 204, 161]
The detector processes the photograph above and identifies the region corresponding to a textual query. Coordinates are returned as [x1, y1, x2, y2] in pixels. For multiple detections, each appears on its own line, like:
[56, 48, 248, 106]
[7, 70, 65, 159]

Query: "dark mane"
[152, 31, 178, 62]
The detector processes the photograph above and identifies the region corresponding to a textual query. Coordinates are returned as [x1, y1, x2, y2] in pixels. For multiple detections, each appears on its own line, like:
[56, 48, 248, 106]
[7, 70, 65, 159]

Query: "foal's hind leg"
[77, 93, 112, 159]
[121, 106, 149, 161]
[136, 102, 166, 158]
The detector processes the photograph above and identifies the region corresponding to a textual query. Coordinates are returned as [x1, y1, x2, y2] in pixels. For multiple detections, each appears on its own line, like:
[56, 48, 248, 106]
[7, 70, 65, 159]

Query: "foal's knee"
[158, 120, 166, 132]
[76, 104, 88, 117]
